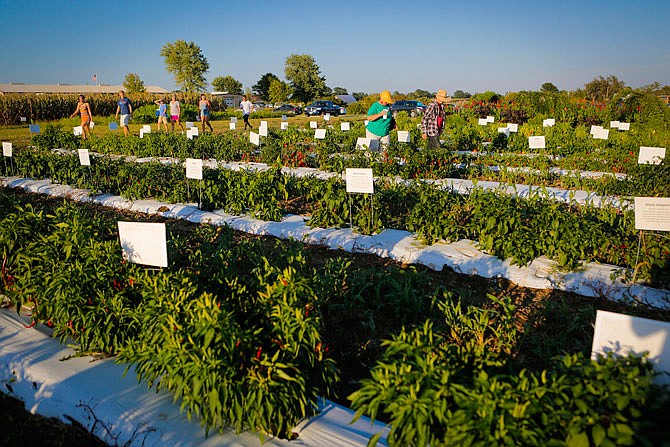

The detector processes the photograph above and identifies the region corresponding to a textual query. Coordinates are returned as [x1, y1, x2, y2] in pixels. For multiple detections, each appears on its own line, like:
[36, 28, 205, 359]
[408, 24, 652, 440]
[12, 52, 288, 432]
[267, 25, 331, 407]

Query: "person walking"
[169, 94, 185, 133]
[199, 94, 214, 133]
[240, 95, 254, 130]
[365, 90, 395, 147]
[70, 95, 93, 140]
[155, 98, 169, 133]
[115, 90, 133, 137]
[421, 89, 449, 149]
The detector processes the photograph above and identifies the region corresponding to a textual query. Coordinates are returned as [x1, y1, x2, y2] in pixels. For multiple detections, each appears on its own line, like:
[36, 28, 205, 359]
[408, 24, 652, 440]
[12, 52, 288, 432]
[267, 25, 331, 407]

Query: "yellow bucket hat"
[379, 90, 393, 104]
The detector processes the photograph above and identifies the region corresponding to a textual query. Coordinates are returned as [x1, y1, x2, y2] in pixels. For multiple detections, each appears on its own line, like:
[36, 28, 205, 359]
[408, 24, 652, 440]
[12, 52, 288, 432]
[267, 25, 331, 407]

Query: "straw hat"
[436, 89, 448, 100]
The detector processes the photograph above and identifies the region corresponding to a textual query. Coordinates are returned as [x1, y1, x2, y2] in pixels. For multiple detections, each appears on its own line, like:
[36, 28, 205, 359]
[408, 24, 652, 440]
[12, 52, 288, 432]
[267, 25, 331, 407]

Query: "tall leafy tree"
[268, 79, 293, 104]
[541, 82, 559, 93]
[160, 40, 209, 92]
[333, 87, 348, 95]
[212, 75, 243, 94]
[123, 73, 146, 93]
[252, 73, 280, 100]
[582, 75, 625, 102]
[284, 54, 328, 103]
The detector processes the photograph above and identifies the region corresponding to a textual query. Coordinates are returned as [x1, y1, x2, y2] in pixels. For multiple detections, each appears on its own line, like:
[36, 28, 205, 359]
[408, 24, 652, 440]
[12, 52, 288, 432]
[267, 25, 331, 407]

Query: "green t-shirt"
[366, 101, 392, 137]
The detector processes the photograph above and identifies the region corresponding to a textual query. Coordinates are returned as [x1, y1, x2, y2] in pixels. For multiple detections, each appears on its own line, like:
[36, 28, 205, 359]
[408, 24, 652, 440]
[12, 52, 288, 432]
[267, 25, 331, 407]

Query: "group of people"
[71, 89, 450, 146]
[365, 89, 449, 149]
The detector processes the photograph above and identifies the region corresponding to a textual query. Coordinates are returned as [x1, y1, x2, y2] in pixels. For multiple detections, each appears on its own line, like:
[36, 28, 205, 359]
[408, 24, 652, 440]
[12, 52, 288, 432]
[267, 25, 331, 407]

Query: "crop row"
[2, 144, 669, 287]
[1, 188, 669, 445]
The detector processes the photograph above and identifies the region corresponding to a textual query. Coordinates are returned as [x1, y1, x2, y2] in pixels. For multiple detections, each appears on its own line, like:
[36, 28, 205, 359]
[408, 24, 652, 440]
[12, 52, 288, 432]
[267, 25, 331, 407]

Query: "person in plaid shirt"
[421, 89, 449, 149]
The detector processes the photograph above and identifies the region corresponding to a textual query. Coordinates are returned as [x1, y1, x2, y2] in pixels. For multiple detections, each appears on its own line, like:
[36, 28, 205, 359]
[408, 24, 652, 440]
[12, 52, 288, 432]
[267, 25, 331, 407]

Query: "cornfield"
[0, 93, 230, 125]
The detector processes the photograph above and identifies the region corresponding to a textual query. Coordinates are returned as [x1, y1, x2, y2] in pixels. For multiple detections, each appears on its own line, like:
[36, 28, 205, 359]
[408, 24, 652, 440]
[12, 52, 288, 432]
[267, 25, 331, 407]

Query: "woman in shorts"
[70, 95, 93, 139]
[169, 94, 185, 132]
[199, 94, 214, 133]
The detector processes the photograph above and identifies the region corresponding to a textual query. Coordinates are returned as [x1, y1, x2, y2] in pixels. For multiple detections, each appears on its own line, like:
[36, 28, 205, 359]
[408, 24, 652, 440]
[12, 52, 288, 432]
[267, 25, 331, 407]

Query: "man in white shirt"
[240, 95, 254, 130]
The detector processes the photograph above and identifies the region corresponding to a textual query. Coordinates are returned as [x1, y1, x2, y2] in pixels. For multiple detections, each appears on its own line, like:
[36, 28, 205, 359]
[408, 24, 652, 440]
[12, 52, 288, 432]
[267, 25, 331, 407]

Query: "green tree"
[212, 75, 243, 94]
[333, 87, 348, 95]
[284, 54, 328, 103]
[160, 40, 209, 92]
[268, 79, 293, 104]
[252, 73, 280, 100]
[123, 73, 146, 93]
[582, 75, 625, 102]
[452, 90, 471, 98]
[411, 89, 433, 98]
[541, 82, 559, 93]
[352, 92, 368, 101]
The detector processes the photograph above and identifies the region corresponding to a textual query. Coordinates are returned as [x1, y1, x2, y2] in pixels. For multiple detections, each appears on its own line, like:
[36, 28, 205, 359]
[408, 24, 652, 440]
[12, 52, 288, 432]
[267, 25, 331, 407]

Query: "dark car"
[304, 100, 342, 116]
[274, 104, 302, 115]
[390, 100, 426, 117]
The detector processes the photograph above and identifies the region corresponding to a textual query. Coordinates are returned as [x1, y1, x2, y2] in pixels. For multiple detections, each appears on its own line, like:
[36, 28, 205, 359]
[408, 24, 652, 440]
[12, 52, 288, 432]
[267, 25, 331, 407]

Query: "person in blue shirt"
[155, 98, 169, 133]
[115, 90, 133, 137]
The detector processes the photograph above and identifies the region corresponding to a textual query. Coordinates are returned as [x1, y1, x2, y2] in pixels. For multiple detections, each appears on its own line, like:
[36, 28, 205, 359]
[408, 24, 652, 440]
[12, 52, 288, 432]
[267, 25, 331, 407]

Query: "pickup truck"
[304, 100, 344, 116]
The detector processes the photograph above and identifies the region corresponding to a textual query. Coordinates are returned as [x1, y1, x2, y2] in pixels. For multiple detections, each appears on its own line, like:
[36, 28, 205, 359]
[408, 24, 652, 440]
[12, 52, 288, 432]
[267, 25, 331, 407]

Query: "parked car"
[390, 100, 426, 117]
[304, 100, 342, 116]
[274, 104, 302, 115]
[252, 101, 267, 110]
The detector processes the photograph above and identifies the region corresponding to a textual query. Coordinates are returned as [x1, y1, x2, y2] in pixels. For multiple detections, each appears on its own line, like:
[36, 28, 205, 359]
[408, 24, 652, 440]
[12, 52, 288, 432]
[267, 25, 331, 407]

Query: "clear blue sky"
[1, 0, 668, 95]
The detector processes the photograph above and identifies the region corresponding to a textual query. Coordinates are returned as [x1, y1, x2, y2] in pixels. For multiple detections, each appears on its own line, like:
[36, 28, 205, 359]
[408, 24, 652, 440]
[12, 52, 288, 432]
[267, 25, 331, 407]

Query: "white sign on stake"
[29, 124, 40, 133]
[250, 131, 260, 146]
[346, 168, 374, 194]
[259, 126, 268, 137]
[592, 310, 670, 385]
[280, 121, 289, 130]
[638, 147, 666, 165]
[118, 221, 168, 268]
[20, 117, 27, 122]
[590, 125, 602, 136]
[542, 118, 555, 127]
[618, 122, 630, 131]
[2, 142, 12, 157]
[341, 122, 350, 131]
[186, 121, 194, 128]
[78, 149, 91, 166]
[635, 197, 670, 232]
[397, 130, 410, 143]
[73, 126, 83, 136]
[486, 115, 495, 123]
[230, 117, 237, 124]
[309, 121, 318, 129]
[507, 123, 518, 132]
[498, 127, 510, 137]
[109, 122, 118, 130]
[229, 122, 236, 130]
[610, 121, 620, 129]
[594, 127, 609, 140]
[324, 113, 331, 121]
[186, 129, 194, 140]
[185, 158, 203, 180]
[478, 118, 488, 126]
[142, 125, 151, 133]
[528, 136, 546, 149]
[190, 127, 199, 137]
[355, 137, 379, 152]
[260, 120, 268, 130]
[314, 129, 326, 139]
[139, 129, 145, 139]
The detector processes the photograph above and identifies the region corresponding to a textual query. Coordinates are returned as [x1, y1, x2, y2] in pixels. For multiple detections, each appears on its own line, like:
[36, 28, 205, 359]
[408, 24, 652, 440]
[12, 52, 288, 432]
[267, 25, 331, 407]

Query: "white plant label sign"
[230, 117, 237, 124]
[341, 122, 350, 131]
[20, 117, 27, 122]
[346, 168, 374, 194]
[250, 131, 260, 146]
[324, 113, 331, 121]
[638, 147, 666, 165]
[314, 129, 326, 139]
[542, 118, 555, 127]
[355, 137, 379, 151]
[397, 130, 410, 143]
[2, 142, 12, 157]
[280, 121, 289, 130]
[77, 149, 90, 166]
[592, 310, 670, 384]
[142, 125, 151, 133]
[186, 121, 194, 128]
[185, 158, 203, 180]
[594, 127, 609, 140]
[635, 197, 670, 231]
[73, 126, 83, 136]
[486, 115, 495, 123]
[310, 121, 318, 129]
[118, 221, 168, 268]
[498, 127, 510, 137]
[260, 120, 268, 130]
[507, 123, 518, 132]
[618, 122, 630, 131]
[528, 136, 546, 149]
[610, 121, 620, 128]
[229, 122, 236, 130]
[478, 118, 488, 126]
[139, 129, 145, 139]
[259, 126, 268, 137]
[590, 125, 602, 136]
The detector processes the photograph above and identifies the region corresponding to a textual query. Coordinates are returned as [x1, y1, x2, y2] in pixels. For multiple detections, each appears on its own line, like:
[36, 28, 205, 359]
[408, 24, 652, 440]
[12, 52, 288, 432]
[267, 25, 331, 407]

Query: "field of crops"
[1, 90, 670, 446]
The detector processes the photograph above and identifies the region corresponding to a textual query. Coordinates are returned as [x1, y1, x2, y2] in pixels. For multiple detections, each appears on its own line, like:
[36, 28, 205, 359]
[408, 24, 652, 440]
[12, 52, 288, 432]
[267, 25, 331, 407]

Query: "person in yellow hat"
[421, 89, 449, 149]
[365, 90, 396, 147]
